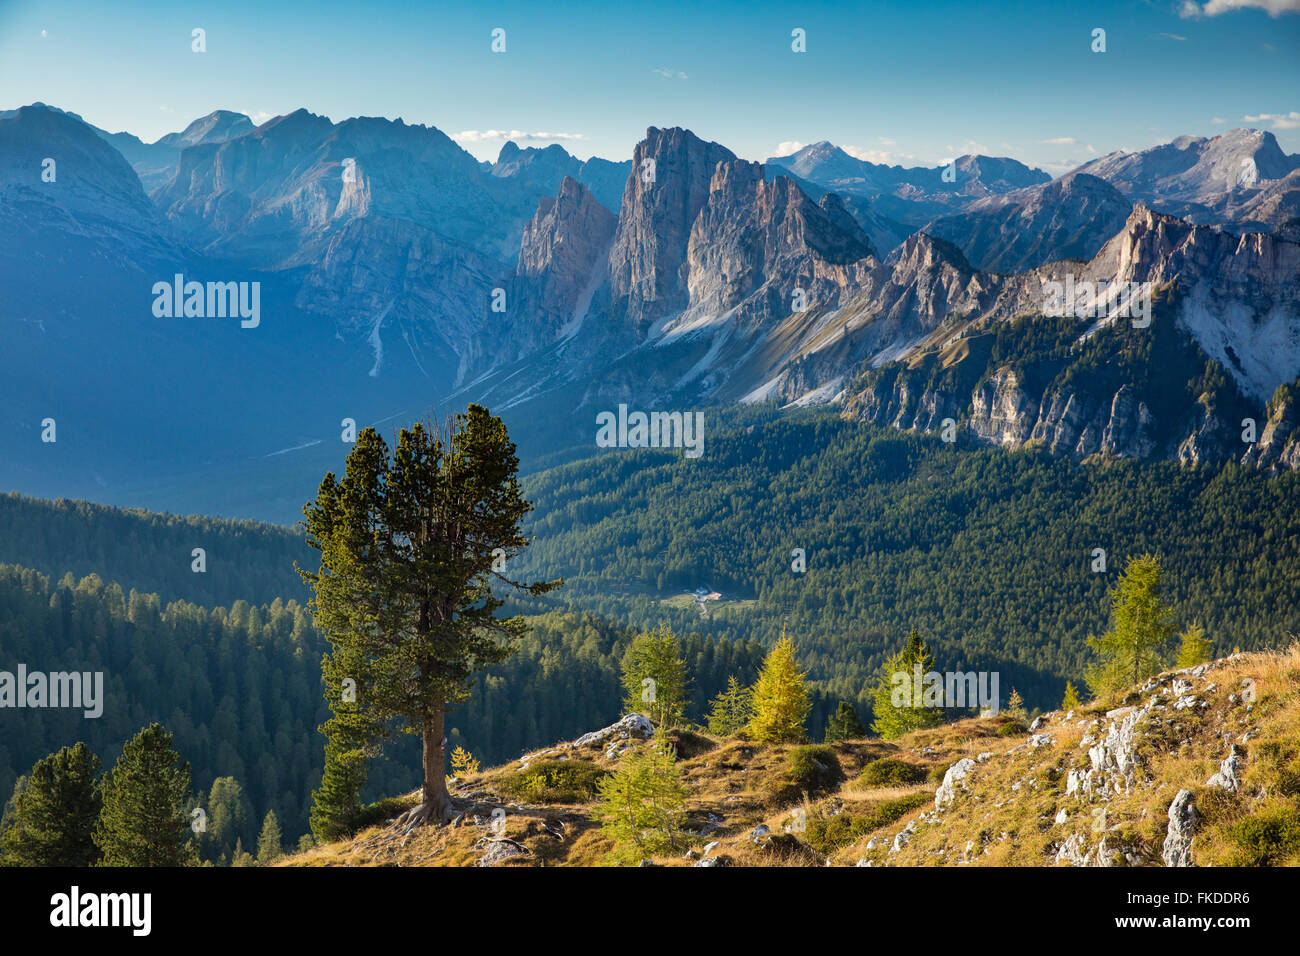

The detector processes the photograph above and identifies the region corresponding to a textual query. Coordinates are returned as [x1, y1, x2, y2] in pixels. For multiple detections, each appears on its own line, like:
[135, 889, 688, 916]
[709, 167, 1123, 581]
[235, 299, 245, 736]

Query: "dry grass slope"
[283, 644, 1300, 867]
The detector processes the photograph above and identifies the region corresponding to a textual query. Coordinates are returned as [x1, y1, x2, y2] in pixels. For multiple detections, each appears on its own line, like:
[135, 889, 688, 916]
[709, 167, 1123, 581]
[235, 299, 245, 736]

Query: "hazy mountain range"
[2, 102, 1298, 520]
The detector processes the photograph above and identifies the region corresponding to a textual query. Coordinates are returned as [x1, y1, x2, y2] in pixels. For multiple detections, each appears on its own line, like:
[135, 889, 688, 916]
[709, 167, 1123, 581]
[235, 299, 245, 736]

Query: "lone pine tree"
[299, 405, 558, 827]
[0, 742, 102, 866]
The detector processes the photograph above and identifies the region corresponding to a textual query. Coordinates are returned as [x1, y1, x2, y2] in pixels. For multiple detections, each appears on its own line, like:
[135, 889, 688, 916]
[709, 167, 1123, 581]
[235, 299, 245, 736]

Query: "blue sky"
[1, 0, 1297, 173]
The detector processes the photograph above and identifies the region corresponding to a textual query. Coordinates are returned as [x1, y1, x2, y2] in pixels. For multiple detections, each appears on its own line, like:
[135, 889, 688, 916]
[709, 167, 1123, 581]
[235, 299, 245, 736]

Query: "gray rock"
[934, 757, 978, 811]
[569, 713, 654, 749]
[1162, 789, 1198, 867]
[1206, 745, 1243, 792]
[474, 838, 528, 867]
[890, 829, 911, 854]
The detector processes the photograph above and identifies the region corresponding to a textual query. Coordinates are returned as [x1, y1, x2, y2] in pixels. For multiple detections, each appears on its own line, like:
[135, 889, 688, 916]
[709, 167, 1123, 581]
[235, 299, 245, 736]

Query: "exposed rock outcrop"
[1162, 790, 1198, 867]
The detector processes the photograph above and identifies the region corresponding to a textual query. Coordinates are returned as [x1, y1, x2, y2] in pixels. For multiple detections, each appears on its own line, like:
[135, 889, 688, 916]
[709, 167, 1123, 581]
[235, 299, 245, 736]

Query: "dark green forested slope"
[506, 409, 1300, 713]
[0, 492, 311, 608]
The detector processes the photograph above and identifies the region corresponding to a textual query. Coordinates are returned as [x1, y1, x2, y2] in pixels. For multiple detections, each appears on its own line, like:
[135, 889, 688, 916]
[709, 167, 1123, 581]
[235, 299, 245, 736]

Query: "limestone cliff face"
[1241, 383, 1300, 472]
[830, 206, 1300, 471]
[502, 176, 618, 360]
[969, 369, 1037, 446]
[295, 215, 504, 386]
[605, 127, 737, 333]
[681, 160, 874, 331]
[847, 363, 1194, 464]
[968, 378, 1155, 459]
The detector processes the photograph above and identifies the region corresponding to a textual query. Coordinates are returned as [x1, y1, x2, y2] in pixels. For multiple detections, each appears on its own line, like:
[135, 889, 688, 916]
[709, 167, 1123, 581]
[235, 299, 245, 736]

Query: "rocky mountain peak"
[676, 159, 874, 326]
[155, 110, 254, 149]
[502, 176, 618, 358]
[951, 154, 1051, 195]
[606, 127, 737, 331]
[887, 231, 975, 274]
[0, 105, 153, 216]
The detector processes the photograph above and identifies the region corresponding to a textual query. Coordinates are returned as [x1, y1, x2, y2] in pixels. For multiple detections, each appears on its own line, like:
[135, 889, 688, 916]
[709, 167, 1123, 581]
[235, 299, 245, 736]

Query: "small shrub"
[354, 796, 416, 831]
[1193, 787, 1239, 825]
[998, 721, 1028, 737]
[788, 745, 845, 796]
[1226, 810, 1300, 866]
[859, 758, 927, 788]
[500, 760, 608, 804]
[668, 728, 716, 760]
[757, 832, 820, 864]
[449, 746, 480, 778]
[802, 793, 930, 854]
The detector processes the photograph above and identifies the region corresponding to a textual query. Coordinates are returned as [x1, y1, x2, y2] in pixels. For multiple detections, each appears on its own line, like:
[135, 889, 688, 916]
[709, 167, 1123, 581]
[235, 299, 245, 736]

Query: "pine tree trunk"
[392, 704, 456, 830]
[422, 707, 454, 819]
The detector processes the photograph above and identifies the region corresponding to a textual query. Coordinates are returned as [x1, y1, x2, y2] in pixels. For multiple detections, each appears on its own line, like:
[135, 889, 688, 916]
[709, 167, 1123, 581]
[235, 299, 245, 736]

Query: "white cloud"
[452, 129, 588, 143]
[841, 145, 892, 164]
[652, 68, 688, 80]
[1245, 111, 1300, 129]
[1212, 116, 1227, 124]
[1041, 136, 1077, 145]
[878, 136, 897, 147]
[244, 110, 275, 126]
[40, 29, 47, 38]
[1041, 160, 1082, 175]
[946, 139, 992, 158]
[1155, 32, 1189, 39]
[773, 140, 805, 157]
[1179, 0, 1300, 18]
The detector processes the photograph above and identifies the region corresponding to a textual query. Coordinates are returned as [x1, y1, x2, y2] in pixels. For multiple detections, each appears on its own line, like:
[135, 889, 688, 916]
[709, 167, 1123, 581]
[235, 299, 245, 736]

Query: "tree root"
[391, 798, 461, 833]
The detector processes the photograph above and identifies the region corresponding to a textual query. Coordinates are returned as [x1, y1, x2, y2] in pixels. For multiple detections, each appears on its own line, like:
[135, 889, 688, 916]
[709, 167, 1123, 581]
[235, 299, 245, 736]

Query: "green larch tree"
[871, 629, 944, 739]
[1085, 554, 1176, 699]
[1175, 621, 1212, 668]
[1061, 680, 1082, 711]
[256, 810, 283, 864]
[594, 729, 686, 864]
[707, 675, 753, 737]
[746, 633, 811, 743]
[824, 701, 867, 742]
[620, 624, 690, 728]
